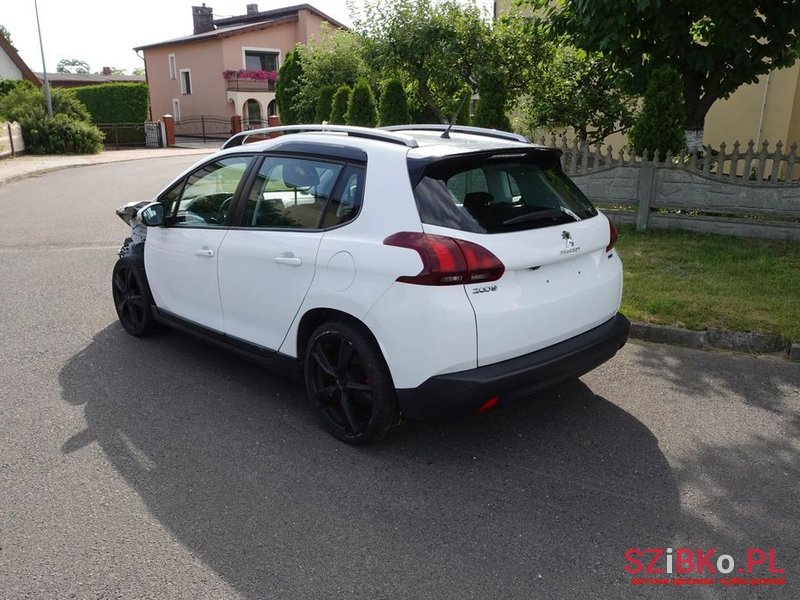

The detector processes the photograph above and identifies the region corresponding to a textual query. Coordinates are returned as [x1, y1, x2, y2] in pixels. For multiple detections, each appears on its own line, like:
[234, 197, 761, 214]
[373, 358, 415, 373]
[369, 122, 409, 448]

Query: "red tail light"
[384, 232, 505, 286]
[606, 218, 618, 252]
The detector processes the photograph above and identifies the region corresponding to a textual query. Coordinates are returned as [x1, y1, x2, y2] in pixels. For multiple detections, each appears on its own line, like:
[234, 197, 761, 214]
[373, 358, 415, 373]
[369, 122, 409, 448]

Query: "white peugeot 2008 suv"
[113, 125, 630, 444]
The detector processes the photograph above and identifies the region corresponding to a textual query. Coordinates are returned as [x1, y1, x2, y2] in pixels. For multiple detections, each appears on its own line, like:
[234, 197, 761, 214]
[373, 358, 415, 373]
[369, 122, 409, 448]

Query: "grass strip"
[615, 225, 800, 340]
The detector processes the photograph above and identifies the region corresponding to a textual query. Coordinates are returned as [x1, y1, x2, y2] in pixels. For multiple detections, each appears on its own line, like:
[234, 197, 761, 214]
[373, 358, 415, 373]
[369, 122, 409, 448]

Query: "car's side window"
[170, 156, 252, 227]
[319, 165, 364, 228]
[242, 156, 343, 229]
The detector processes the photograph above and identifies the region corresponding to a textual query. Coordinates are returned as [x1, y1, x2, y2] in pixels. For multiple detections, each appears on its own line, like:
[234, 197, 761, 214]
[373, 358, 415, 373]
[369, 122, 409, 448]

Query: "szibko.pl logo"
[624, 547, 785, 587]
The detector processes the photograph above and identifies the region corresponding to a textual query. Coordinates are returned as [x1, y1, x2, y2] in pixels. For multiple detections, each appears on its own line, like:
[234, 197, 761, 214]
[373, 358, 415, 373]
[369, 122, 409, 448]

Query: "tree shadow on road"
[59, 324, 679, 599]
[630, 342, 800, 420]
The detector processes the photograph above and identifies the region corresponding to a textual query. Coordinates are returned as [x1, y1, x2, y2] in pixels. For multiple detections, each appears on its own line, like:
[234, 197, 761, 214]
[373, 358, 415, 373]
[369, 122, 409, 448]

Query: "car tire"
[304, 320, 399, 445]
[112, 253, 158, 337]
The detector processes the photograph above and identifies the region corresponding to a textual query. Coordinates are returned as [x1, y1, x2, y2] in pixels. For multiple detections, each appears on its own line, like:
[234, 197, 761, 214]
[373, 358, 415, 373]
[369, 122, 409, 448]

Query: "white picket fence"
[0, 121, 24, 158]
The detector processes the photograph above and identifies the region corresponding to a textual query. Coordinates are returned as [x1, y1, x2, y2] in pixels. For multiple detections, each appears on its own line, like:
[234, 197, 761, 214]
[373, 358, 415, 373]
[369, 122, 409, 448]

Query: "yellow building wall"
[705, 63, 800, 148]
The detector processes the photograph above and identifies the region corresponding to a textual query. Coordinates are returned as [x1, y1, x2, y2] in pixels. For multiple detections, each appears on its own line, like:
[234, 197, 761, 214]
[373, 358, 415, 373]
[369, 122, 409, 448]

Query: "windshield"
[412, 152, 598, 233]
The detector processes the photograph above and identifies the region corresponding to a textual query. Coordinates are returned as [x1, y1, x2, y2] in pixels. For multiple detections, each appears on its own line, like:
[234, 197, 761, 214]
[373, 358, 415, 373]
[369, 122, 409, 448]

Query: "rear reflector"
[478, 396, 500, 414]
[384, 232, 505, 286]
[606, 218, 618, 252]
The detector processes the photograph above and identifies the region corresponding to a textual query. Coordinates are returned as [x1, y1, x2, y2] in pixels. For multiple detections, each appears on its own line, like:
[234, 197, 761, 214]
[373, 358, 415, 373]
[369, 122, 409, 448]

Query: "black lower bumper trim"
[397, 313, 630, 420]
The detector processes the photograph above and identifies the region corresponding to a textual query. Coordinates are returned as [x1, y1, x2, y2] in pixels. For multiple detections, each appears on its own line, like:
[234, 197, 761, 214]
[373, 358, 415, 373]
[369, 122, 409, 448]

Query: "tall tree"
[347, 79, 378, 127]
[473, 71, 511, 131]
[294, 27, 373, 123]
[275, 49, 305, 125]
[0, 24, 12, 44]
[378, 79, 410, 126]
[629, 66, 686, 159]
[353, 0, 547, 123]
[56, 59, 91, 74]
[523, 46, 636, 145]
[315, 85, 336, 122]
[329, 85, 352, 125]
[533, 0, 800, 150]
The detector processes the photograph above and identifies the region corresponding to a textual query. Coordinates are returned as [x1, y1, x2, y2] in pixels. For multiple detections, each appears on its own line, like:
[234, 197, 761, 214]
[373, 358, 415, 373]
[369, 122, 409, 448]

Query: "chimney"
[192, 4, 214, 35]
[102, 66, 112, 76]
[247, 4, 259, 15]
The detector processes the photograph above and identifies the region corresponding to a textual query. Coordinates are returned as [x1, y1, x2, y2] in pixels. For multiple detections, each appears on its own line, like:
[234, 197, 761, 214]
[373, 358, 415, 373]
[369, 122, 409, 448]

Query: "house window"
[168, 54, 176, 79]
[244, 50, 278, 72]
[180, 69, 192, 95]
[172, 98, 181, 122]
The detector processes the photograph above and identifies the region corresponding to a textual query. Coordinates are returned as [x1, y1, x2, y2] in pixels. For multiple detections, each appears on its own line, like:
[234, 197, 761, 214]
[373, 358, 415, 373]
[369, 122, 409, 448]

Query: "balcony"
[225, 78, 276, 92]
[223, 69, 277, 93]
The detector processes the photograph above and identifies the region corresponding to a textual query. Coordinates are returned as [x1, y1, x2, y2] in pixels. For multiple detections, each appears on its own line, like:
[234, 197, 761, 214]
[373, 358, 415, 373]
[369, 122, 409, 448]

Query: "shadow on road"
[632, 342, 800, 420]
[59, 324, 679, 599]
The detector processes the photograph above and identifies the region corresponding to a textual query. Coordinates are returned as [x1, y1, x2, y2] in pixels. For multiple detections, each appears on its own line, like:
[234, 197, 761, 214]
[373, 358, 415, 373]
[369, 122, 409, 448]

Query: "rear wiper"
[502, 207, 576, 226]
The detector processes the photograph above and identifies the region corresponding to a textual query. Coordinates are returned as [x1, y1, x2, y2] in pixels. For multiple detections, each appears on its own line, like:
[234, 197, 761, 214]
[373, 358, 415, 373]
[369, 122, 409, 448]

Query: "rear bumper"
[396, 313, 630, 420]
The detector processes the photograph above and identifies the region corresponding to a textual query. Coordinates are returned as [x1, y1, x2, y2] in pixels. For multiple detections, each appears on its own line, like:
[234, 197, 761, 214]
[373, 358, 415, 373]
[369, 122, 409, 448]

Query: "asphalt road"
[1, 157, 799, 599]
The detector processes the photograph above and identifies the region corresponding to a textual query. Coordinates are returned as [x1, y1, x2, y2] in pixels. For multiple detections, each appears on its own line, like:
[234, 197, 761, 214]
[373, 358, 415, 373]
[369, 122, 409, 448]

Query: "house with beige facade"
[135, 3, 345, 125]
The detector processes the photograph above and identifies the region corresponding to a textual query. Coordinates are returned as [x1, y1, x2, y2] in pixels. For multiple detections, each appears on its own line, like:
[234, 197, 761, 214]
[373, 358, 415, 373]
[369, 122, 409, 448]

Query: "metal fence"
[96, 122, 162, 149]
[174, 116, 232, 142]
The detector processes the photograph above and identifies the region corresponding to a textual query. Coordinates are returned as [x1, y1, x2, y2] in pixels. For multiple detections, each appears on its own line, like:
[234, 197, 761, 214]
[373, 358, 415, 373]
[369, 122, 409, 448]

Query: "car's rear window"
[412, 152, 598, 233]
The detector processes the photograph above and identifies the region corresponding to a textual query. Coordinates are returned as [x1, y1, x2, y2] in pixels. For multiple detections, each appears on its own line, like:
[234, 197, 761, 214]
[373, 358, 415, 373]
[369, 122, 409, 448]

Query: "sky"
[2, 0, 494, 75]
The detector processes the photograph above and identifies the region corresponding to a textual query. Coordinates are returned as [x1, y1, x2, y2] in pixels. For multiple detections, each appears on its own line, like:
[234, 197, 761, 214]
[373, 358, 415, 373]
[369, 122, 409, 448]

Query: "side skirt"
[152, 307, 300, 378]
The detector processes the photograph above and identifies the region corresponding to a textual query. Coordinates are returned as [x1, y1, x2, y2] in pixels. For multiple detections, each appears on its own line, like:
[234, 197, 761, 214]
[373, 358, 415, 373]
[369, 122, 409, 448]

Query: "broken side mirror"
[139, 202, 165, 227]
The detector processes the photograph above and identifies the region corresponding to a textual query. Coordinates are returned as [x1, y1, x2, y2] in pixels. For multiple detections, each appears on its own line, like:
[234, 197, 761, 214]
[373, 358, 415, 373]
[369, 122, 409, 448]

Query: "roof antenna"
[441, 77, 476, 139]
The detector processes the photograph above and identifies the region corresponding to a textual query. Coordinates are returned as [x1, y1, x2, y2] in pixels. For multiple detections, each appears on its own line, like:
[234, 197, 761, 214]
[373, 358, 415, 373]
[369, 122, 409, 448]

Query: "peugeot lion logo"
[560, 230, 580, 255]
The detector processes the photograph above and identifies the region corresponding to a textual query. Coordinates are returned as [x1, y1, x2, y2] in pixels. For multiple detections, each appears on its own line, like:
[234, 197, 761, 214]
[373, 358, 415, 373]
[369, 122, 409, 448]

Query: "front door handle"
[273, 255, 302, 266]
[195, 247, 215, 257]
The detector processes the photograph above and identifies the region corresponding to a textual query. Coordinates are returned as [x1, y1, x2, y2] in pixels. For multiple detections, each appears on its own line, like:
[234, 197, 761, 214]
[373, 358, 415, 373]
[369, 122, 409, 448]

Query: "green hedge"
[0, 79, 36, 99]
[72, 83, 149, 124]
[21, 113, 104, 154]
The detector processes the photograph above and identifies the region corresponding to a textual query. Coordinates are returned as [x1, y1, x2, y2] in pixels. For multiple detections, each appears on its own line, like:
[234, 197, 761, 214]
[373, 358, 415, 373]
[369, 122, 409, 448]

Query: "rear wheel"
[112, 254, 157, 337]
[304, 320, 398, 444]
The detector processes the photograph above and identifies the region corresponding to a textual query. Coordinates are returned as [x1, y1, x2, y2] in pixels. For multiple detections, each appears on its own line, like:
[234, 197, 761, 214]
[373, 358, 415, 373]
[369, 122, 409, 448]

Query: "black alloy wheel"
[112, 256, 157, 337]
[304, 321, 398, 444]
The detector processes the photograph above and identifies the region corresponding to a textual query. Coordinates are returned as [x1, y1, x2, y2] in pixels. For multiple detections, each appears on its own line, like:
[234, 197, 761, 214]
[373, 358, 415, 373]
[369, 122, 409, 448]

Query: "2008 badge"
[471, 285, 498, 294]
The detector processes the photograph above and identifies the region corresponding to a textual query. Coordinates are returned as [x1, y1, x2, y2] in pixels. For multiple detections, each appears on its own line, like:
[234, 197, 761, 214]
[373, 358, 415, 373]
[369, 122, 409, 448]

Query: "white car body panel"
[218, 229, 324, 350]
[145, 227, 228, 332]
[424, 213, 622, 366]
[363, 282, 478, 389]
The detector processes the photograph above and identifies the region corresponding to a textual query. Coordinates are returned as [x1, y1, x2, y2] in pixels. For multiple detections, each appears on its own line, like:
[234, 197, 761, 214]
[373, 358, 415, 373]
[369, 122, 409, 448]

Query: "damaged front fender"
[116, 200, 155, 258]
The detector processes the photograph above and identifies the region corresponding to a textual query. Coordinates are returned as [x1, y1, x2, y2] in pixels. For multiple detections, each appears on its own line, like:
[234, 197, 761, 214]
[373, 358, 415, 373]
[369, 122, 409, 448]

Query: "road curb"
[0, 148, 213, 186]
[630, 321, 798, 361]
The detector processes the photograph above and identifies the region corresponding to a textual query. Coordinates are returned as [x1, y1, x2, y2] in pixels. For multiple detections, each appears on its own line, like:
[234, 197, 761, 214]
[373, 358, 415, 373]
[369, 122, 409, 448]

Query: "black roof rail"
[222, 124, 419, 150]
[381, 124, 530, 144]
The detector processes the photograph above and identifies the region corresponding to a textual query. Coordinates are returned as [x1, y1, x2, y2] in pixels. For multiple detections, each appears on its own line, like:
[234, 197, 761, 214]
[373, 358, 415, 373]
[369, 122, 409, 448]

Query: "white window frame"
[172, 98, 181, 122]
[241, 47, 281, 71]
[179, 68, 192, 95]
[168, 54, 177, 79]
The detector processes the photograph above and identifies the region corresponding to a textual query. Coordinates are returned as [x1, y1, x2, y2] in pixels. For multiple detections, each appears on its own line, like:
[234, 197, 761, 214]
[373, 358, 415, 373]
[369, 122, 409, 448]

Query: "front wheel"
[304, 320, 399, 444]
[112, 255, 157, 337]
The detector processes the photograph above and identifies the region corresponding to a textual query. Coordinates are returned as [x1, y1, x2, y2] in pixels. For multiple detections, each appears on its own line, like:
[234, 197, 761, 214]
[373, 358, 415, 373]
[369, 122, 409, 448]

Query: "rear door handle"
[195, 248, 215, 257]
[273, 255, 302, 266]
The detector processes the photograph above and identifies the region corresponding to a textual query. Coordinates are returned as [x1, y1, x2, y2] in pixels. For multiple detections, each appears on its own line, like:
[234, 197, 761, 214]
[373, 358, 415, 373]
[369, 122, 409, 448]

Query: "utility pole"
[33, 0, 53, 118]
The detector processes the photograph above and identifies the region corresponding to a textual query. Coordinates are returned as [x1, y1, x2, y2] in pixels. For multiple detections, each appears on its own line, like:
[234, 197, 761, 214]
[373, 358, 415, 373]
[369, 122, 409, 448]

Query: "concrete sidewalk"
[0, 147, 216, 186]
